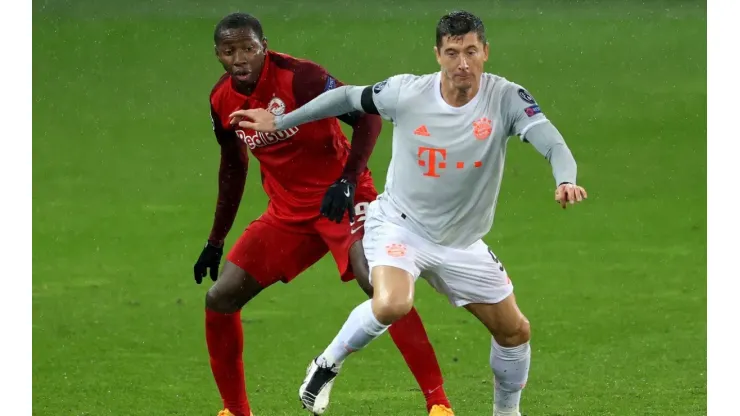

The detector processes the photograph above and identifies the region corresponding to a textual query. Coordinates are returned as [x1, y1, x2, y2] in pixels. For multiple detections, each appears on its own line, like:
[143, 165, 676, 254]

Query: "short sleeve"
[370, 74, 414, 122]
[501, 82, 549, 139]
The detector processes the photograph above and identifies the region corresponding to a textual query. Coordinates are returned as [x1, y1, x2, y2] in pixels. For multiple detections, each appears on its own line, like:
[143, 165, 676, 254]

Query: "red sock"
[387, 307, 451, 412]
[205, 308, 250, 416]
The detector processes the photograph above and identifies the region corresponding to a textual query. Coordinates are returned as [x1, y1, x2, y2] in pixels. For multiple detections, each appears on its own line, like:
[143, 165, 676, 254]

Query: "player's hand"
[321, 178, 356, 223]
[555, 183, 588, 209]
[229, 108, 277, 132]
[193, 241, 223, 284]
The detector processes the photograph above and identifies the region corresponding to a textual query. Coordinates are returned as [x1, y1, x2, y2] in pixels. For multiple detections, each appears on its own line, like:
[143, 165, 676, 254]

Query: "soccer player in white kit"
[229, 10, 588, 416]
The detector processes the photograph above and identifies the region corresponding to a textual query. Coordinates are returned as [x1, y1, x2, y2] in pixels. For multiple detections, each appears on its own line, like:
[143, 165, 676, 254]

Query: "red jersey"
[208, 51, 376, 236]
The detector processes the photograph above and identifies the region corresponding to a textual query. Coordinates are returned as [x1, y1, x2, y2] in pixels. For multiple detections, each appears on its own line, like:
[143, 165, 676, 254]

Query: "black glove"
[193, 241, 223, 284]
[320, 178, 356, 223]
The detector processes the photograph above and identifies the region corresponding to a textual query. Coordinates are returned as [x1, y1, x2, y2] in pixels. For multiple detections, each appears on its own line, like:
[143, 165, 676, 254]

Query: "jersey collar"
[433, 71, 484, 112]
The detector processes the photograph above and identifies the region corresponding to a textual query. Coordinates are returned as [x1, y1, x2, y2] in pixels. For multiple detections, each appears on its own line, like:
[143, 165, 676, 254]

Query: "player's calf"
[205, 261, 264, 416]
[348, 243, 451, 412]
[465, 296, 531, 416]
[301, 266, 416, 413]
[489, 335, 529, 416]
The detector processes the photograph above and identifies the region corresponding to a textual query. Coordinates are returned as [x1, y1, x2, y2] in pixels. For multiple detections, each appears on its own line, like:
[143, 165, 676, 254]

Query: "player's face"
[215, 28, 267, 88]
[434, 32, 489, 90]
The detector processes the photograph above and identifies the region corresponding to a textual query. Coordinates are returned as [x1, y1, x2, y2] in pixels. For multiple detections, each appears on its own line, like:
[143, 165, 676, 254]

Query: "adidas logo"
[414, 125, 430, 136]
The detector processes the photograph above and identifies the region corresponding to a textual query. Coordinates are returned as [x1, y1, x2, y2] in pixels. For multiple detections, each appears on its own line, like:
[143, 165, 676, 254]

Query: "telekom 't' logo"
[417, 147, 447, 177]
[417, 146, 483, 177]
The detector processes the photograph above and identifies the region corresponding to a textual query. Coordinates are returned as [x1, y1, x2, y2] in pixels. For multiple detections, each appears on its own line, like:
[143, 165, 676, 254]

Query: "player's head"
[214, 12, 268, 88]
[434, 11, 489, 91]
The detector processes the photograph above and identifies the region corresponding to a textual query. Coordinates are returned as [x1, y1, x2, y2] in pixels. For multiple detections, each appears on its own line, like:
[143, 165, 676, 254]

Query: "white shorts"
[362, 201, 514, 307]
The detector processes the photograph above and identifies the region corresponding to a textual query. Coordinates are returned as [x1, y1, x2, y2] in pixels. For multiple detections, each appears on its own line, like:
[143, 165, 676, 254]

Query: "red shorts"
[226, 183, 378, 287]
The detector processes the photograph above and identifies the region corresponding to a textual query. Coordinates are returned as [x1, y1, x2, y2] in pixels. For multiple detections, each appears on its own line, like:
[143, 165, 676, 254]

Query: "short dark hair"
[214, 12, 264, 44]
[435, 11, 486, 48]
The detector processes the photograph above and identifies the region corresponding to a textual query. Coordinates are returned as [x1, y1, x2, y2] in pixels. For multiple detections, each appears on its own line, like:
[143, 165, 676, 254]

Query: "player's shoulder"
[269, 51, 328, 79]
[482, 72, 534, 101]
[269, 50, 338, 100]
[375, 72, 436, 95]
[268, 51, 338, 105]
[209, 72, 232, 108]
[482, 72, 514, 92]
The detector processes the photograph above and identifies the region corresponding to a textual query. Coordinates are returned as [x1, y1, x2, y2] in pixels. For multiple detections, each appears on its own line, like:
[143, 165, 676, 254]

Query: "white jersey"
[369, 72, 549, 248]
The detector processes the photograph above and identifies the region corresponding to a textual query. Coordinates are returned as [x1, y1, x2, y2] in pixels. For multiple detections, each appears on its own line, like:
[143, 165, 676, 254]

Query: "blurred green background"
[33, 1, 706, 414]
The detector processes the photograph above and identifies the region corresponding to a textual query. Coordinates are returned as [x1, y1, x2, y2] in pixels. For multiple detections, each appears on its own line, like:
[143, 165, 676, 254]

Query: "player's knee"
[517, 318, 531, 344]
[372, 291, 413, 324]
[494, 315, 531, 347]
[205, 285, 240, 314]
[204, 266, 263, 314]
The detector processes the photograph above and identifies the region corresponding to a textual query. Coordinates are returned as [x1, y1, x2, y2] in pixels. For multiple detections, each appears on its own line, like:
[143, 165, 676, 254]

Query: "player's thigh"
[465, 295, 531, 347]
[360, 209, 430, 320]
[361, 203, 425, 286]
[226, 217, 328, 288]
[314, 185, 377, 287]
[432, 240, 514, 307]
[432, 240, 530, 345]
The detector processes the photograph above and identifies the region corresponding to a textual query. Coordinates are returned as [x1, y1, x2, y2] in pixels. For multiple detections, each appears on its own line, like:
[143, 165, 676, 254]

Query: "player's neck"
[439, 78, 479, 108]
[232, 78, 258, 96]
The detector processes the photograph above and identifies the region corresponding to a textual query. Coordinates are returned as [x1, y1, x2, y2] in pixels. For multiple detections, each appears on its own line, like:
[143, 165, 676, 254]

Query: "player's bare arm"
[194, 107, 248, 284]
[209, 138, 248, 241]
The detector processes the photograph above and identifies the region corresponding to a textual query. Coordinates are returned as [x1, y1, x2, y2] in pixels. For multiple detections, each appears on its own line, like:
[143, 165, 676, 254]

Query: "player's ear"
[261, 37, 268, 52]
[434, 46, 442, 65]
[483, 42, 490, 62]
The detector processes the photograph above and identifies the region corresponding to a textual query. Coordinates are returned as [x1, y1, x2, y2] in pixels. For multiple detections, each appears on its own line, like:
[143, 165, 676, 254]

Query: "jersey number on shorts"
[488, 248, 505, 272]
[353, 202, 369, 224]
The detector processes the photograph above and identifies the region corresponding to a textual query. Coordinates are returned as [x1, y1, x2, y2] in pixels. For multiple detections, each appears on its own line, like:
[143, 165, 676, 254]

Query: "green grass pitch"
[33, 1, 706, 414]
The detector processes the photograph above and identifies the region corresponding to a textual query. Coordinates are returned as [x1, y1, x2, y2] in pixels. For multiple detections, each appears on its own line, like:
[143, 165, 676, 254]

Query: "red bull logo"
[236, 126, 300, 149]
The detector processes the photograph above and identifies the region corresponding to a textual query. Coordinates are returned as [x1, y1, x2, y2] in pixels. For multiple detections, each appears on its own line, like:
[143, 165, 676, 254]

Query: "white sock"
[319, 300, 388, 367]
[490, 337, 531, 415]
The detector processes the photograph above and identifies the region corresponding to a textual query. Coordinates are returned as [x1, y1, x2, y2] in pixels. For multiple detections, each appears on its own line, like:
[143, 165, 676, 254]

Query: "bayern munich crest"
[267, 97, 286, 116]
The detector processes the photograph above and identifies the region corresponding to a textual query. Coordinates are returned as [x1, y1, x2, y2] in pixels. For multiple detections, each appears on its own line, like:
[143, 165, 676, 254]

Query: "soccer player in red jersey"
[194, 13, 452, 416]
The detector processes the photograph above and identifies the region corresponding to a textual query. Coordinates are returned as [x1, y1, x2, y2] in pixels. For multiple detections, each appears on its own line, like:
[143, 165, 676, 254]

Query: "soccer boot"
[298, 358, 340, 414]
[429, 404, 455, 415]
[217, 409, 254, 416]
